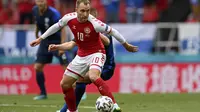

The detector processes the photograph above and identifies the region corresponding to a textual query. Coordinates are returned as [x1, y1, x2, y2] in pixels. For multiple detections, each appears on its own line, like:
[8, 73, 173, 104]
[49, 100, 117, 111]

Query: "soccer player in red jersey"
[30, 0, 138, 112]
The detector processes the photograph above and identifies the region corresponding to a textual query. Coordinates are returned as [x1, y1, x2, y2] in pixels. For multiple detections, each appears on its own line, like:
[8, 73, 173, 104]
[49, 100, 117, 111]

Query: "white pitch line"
[79, 106, 96, 109]
[0, 104, 96, 109]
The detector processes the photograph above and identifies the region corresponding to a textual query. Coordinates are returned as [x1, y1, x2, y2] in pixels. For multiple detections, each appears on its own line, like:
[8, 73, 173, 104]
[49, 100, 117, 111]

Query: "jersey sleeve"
[91, 17, 126, 44]
[94, 21, 112, 34]
[58, 13, 74, 27]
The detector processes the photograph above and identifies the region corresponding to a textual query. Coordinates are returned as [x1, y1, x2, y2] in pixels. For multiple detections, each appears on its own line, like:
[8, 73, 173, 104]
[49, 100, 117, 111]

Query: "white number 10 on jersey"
[77, 32, 84, 41]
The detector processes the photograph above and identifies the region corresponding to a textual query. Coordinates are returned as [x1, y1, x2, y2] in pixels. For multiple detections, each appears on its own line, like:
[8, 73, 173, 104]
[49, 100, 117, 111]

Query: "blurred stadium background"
[1, 0, 200, 112]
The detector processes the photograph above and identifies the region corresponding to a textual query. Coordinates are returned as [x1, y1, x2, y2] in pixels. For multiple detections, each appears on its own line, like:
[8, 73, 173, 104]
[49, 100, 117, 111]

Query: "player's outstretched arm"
[48, 41, 76, 52]
[58, 27, 67, 56]
[30, 14, 70, 47]
[94, 17, 138, 52]
[30, 23, 62, 47]
[122, 41, 138, 52]
[100, 34, 110, 46]
[109, 28, 138, 52]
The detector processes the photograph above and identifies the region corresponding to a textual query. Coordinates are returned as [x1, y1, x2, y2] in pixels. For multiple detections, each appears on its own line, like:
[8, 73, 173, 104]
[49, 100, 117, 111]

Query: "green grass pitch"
[0, 93, 200, 112]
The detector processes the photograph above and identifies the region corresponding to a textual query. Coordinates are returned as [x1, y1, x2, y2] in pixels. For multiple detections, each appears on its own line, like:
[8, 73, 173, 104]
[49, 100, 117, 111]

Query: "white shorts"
[64, 53, 106, 79]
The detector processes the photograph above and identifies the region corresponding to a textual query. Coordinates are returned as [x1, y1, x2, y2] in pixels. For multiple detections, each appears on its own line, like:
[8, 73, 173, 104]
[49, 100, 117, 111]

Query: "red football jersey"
[58, 12, 112, 57]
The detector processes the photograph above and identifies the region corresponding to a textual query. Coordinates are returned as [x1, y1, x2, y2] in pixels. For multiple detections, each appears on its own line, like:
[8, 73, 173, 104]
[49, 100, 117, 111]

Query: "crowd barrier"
[1, 63, 200, 94]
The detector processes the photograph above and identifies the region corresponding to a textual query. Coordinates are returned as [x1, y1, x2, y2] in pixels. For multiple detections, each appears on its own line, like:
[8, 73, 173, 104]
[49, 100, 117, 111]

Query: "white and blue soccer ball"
[95, 96, 114, 112]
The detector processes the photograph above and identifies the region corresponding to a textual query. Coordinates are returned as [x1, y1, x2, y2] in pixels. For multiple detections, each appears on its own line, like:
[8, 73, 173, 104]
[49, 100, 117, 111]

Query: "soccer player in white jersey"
[30, 0, 138, 112]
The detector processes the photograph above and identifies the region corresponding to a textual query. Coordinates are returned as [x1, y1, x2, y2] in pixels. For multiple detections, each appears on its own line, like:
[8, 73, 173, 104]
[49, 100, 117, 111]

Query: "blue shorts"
[101, 64, 116, 81]
[35, 42, 68, 65]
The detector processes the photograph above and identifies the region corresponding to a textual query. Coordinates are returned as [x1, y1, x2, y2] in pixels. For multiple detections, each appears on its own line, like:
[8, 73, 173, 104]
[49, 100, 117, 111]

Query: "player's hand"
[30, 38, 42, 47]
[58, 50, 65, 56]
[123, 42, 138, 52]
[48, 44, 59, 52]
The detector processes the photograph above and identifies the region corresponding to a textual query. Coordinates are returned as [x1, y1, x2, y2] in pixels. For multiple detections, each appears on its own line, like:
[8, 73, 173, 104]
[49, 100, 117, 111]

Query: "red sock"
[93, 78, 116, 103]
[63, 88, 76, 111]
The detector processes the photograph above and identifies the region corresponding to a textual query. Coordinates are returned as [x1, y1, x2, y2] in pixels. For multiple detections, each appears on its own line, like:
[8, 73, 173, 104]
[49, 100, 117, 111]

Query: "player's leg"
[56, 50, 85, 112]
[88, 53, 117, 103]
[59, 73, 89, 112]
[81, 91, 87, 100]
[33, 44, 53, 100]
[59, 66, 116, 112]
[60, 61, 117, 111]
[89, 53, 121, 112]
[59, 72, 90, 112]
[89, 69, 116, 102]
[101, 65, 115, 81]
[101, 66, 121, 112]
[34, 63, 47, 100]
[62, 55, 88, 112]
[60, 74, 77, 112]
[89, 69, 122, 112]
[78, 73, 88, 100]
[68, 48, 88, 102]
[59, 82, 86, 112]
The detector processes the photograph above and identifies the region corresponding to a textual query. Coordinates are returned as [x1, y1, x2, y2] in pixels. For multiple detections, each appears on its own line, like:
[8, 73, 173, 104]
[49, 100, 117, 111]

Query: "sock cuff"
[63, 87, 74, 94]
[95, 78, 103, 82]
[67, 87, 74, 92]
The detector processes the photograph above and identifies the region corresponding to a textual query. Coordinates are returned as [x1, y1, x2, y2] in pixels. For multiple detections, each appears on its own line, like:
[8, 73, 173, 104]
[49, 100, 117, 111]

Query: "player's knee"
[72, 83, 76, 88]
[34, 63, 44, 72]
[89, 73, 100, 82]
[89, 69, 101, 82]
[60, 80, 72, 90]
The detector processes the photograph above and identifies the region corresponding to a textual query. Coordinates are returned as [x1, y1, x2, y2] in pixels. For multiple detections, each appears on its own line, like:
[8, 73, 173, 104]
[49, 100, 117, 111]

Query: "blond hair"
[76, 0, 90, 8]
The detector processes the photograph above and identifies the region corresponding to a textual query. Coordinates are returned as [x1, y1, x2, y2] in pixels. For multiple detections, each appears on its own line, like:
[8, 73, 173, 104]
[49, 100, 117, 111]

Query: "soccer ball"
[95, 96, 114, 112]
